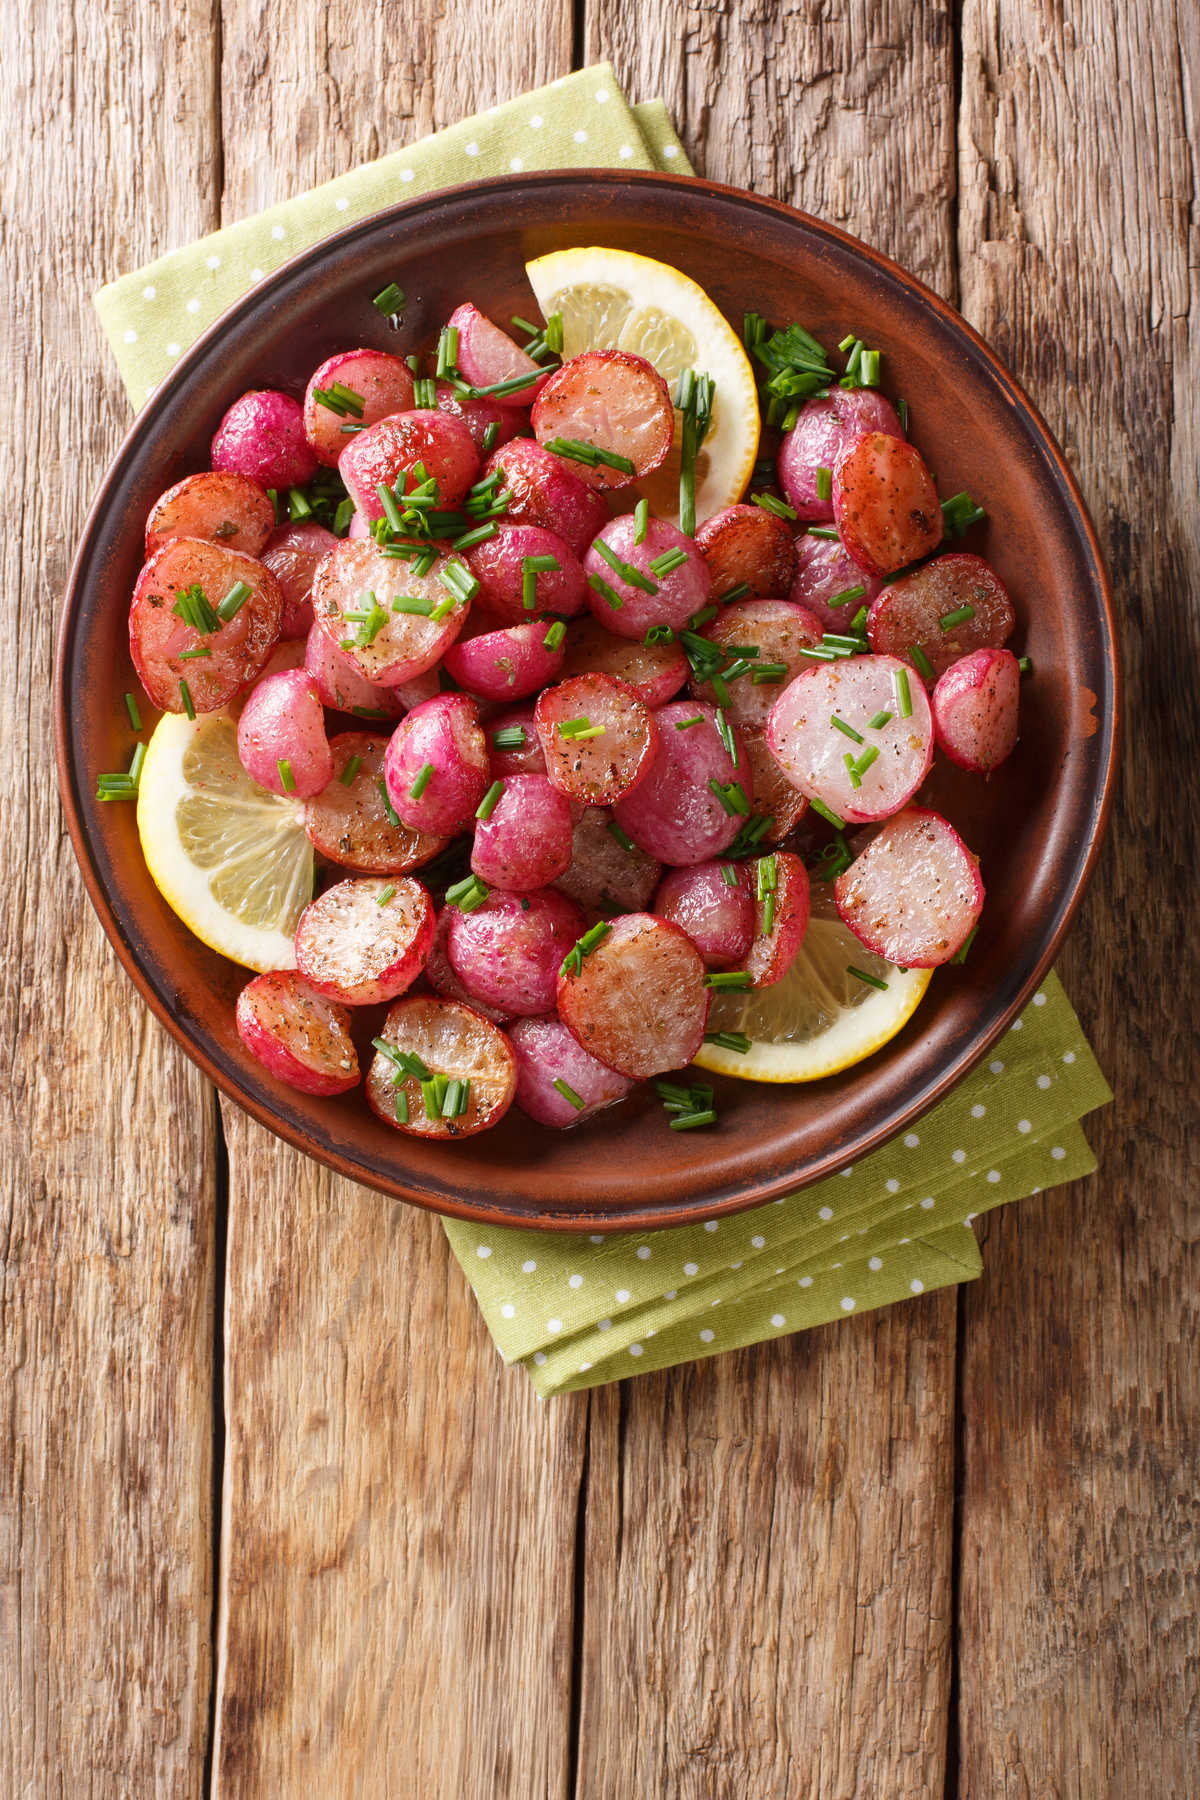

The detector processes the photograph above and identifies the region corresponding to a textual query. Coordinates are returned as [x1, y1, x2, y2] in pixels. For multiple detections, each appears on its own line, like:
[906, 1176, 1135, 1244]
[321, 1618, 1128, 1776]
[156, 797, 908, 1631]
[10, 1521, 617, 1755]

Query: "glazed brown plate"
[56, 171, 1119, 1232]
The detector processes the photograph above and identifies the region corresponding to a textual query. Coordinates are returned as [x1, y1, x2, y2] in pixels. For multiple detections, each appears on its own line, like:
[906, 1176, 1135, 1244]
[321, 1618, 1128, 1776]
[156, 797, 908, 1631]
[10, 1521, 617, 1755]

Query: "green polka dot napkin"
[92, 66, 1111, 1395]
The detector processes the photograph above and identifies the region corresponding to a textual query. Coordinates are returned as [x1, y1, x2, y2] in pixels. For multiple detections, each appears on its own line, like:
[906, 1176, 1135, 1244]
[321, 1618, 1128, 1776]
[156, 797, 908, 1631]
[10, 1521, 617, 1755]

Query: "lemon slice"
[137, 711, 313, 972]
[524, 247, 760, 526]
[694, 885, 932, 1082]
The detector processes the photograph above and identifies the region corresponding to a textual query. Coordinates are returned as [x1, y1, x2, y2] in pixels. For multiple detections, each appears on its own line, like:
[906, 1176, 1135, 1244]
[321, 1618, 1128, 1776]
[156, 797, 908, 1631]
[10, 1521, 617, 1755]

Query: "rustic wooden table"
[3, 1, 1196, 1794]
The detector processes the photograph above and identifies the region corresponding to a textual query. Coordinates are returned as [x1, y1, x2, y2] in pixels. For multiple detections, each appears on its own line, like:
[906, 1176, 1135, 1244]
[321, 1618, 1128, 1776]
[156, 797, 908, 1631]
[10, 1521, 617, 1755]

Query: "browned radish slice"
[744, 850, 810, 987]
[366, 996, 517, 1139]
[553, 807, 662, 915]
[487, 706, 547, 778]
[235, 970, 360, 1096]
[833, 433, 943, 575]
[739, 726, 809, 844]
[212, 389, 318, 489]
[260, 520, 338, 639]
[482, 440, 608, 552]
[766, 654, 934, 825]
[303, 621, 404, 720]
[654, 861, 754, 969]
[932, 648, 1020, 772]
[145, 470, 275, 558]
[129, 537, 283, 714]
[294, 875, 435, 1005]
[384, 694, 489, 833]
[303, 349, 415, 465]
[470, 774, 573, 891]
[695, 503, 798, 598]
[304, 734, 450, 874]
[777, 390, 904, 520]
[447, 888, 585, 1017]
[338, 410, 480, 518]
[834, 807, 984, 966]
[311, 539, 470, 688]
[866, 553, 1016, 681]
[556, 913, 709, 1078]
[442, 618, 566, 702]
[466, 524, 586, 625]
[689, 598, 823, 731]
[612, 700, 754, 866]
[447, 302, 548, 405]
[424, 910, 511, 1024]
[531, 350, 674, 490]
[558, 616, 688, 708]
[509, 1015, 635, 1128]
[534, 673, 658, 806]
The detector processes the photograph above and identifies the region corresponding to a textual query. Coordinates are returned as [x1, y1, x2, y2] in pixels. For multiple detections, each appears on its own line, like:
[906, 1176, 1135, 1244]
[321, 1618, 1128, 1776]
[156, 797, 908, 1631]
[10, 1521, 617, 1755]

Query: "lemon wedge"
[524, 247, 760, 526]
[694, 884, 932, 1082]
[137, 710, 313, 972]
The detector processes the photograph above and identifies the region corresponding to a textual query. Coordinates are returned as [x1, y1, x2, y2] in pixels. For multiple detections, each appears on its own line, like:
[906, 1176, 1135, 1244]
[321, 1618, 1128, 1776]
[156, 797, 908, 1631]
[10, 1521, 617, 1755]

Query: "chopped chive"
[939, 604, 977, 631]
[716, 582, 752, 606]
[481, 420, 500, 454]
[394, 1090, 409, 1124]
[435, 325, 459, 379]
[178, 645, 212, 660]
[441, 1078, 465, 1119]
[452, 522, 497, 552]
[705, 970, 752, 989]
[823, 632, 868, 651]
[860, 349, 881, 388]
[492, 725, 527, 751]
[392, 594, 434, 615]
[898, 398, 910, 432]
[559, 946, 583, 978]
[644, 624, 675, 646]
[476, 780, 503, 821]
[372, 1037, 431, 1080]
[376, 883, 396, 906]
[941, 491, 986, 538]
[352, 707, 389, 720]
[542, 620, 566, 651]
[594, 538, 658, 593]
[172, 584, 221, 633]
[412, 376, 436, 408]
[848, 965, 889, 991]
[438, 558, 479, 604]
[952, 925, 979, 965]
[852, 744, 879, 777]
[719, 863, 740, 889]
[633, 497, 649, 544]
[648, 547, 688, 579]
[828, 584, 867, 609]
[669, 1109, 718, 1131]
[586, 573, 623, 611]
[688, 605, 720, 631]
[606, 821, 636, 855]
[750, 662, 788, 684]
[715, 708, 738, 760]
[578, 921, 612, 957]
[333, 497, 354, 536]
[376, 481, 404, 534]
[675, 715, 705, 730]
[445, 874, 491, 913]
[558, 716, 603, 741]
[704, 1030, 751, 1054]
[276, 758, 296, 793]
[372, 281, 405, 315]
[815, 466, 833, 503]
[179, 679, 195, 720]
[123, 692, 143, 732]
[408, 761, 434, 799]
[844, 752, 862, 789]
[1018, 655, 1033, 675]
[837, 332, 856, 353]
[552, 1077, 586, 1112]
[378, 779, 401, 826]
[339, 754, 363, 787]
[867, 710, 893, 730]
[908, 644, 936, 681]
[831, 714, 864, 744]
[756, 853, 777, 899]
[750, 492, 798, 520]
[809, 797, 845, 829]
[797, 645, 840, 662]
[894, 667, 913, 717]
[544, 436, 635, 475]
[807, 526, 839, 541]
[708, 778, 750, 817]
[288, 487, 313, 522]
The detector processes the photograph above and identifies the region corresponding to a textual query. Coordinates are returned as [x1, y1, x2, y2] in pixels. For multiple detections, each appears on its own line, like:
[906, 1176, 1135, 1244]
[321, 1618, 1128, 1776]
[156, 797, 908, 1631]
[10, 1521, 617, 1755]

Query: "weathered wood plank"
[0, 1, 221, 1792]
[210, 12, 583, 1795]
[578, 6, 961, 1795]
[956, 3, 1200, 1792]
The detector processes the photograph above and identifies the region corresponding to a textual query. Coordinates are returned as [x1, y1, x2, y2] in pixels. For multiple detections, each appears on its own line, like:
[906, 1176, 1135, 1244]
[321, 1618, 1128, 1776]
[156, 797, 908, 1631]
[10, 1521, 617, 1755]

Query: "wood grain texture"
[581, 7, 960, 1794]
[211, 14, 583, 1797]
[0, 2, 220, 1792]
[955, 0, 1200, 1792]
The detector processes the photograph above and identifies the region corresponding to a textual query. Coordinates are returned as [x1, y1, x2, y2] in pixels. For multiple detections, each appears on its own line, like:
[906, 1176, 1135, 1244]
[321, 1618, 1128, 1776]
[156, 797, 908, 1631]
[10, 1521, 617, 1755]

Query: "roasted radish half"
[834, 808, 984, 966]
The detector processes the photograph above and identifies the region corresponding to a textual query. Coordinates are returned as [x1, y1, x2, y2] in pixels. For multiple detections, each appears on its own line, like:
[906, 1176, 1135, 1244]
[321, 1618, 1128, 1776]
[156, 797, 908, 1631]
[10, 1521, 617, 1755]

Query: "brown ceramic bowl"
[56, 171, 1118, 1232]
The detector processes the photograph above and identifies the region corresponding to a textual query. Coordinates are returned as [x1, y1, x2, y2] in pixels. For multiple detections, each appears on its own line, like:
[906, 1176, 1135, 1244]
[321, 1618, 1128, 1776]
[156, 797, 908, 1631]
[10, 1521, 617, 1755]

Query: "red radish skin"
[338, 410, 480, 518]
[384, 693, 489, 834]
[558, 616, 689, 708]
[446, 302, 549, 406]
[654, 861, 755, 969]
[211, 389, 318, 490]
[129, 538, 283, 714]
[366, 996, 517, 1138]
[535, 673, 658, 806]
[442, 618, 566, 702]
[470, 774, 574, 891]
[303, 622, 404, 720]
[235, 971, 360, 1096]
[556, 912, 710, 1079]
[778, 390, 905, 521]
[739, 726, 809, 844]
[303, 349, 416, 465]
[689, 598, 824, 731]
[554, 806, 662, 915]
[434, 382, 525, 452]
[144, 470, 275, 558]
[466, 524, 586, 625]
[424, 910, 511, 1024]
[261, 520, 338, 639]
[509, 1015, 635, 1128]
[237, 668, 333, 798]
[583, 516, 712, 641]
[487, 706, 547, 778]
[532, 349, 675, 490]
[695, 503, 798, 599]
[767, 654, 934, 825]
[612, 700, 754, 866]
[932, 647, 1021, 772]
[303, 733, 449, 874]
[311, 539, 470, 687]
[295, 875, 435, 1005]
[833, 432, 944, 576]
[745, 850, 810, 987]
[447, 887, 586, 1017]
[834, 807, 984, 966]
[483, 440, 608, 553]
[789, 533, 883, 632]
[866, 553, 1017, 681]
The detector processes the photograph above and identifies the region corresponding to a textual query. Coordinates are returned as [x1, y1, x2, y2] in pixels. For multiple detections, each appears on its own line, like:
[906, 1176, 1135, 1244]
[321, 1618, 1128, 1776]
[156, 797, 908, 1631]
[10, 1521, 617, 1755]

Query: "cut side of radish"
[834, 807, 984, 966]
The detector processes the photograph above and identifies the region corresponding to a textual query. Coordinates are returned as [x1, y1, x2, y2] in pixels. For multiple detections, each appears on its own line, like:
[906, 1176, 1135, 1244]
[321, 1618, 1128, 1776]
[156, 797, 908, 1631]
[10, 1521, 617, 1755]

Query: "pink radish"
[446, 302, 548, 405]
[211, 389, 318, 490]
[559, 616, 688, 708]
[303, 621, 404, 720]
[424, 910, 511, 1024]
[556, 912, 709, 1078]
[338, 410, 480, 518]
[311, 539, 471, 688]
[260, 520, 338, 639]
[235, 970, 360, 1096]
[834, 807, 984, 966]
[866, 553, 1016, 681]
[442, 617, 566, 702]
[931, 647, 1020, 772]
[654, 861, 755, 969]
[555, 806, 662, 916]
[470, 774, 574, 891]
[303, 733, 449, 874]
[129, 538, 282, 714]
[789, 533, 883, 632]
[487, 706, 548, 778]
[778, 389, 904, 520]
[767, 653, 934, 825]
[447, 887, 585, 1017]
[695, 502, 797, 598]
[744, 850, 809, 987]
[434, 381, 525, 452]
[688, 598, 824, 731]
[583, 515, 712, 641]
[612, 700, 754, 866]
[509, 1015, 635, 1128]
[237, 668, 333, 798]
[738, 726, 809, 844]
[384, 693, 489, 834]
[295, 875, 435, 1005]
[466, 524, 586, 625]
[482, 439, 607, 553]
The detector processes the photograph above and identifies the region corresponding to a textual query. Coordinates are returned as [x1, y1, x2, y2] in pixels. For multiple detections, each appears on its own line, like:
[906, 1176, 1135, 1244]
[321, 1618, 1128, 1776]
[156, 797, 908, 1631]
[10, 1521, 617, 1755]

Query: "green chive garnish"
[378, 780, 401, 826]
[828, 584, 867, 609]
[708, 779, 750, 817]
[452, 522, 496, 552]
[644, 624, 675, 646]
[475, 780, 503, 821]
[339, 754, 363, 787]
[939, 605, 977, 631]
[435, 325, 459, 379]
[705, 971, 752, 989]
[445, 874, 491, 913]
[669, 1110, 718, 1131]
[867, 711, 893, 730]
[172, 584, 220, 634]
[586, 573, 623, 611]
[394, 1090, 410, 1124]
[594, 538, 658, 594]
[717, 582, 751, 605]
[676, 370, 715, 536]
[704, 1031, 751, 1054]
[807, 526, 839, 541]
[408, 761, 433, 799]
[809, 797, 844, 829]
[750, 493, 798, 520]
[607, 821, 635, 853]
[492, 725, 527, 751]
[852, 744, 879, 777]
[715, 708, 737, 760]
[1018, 655, 1032, 675]
[848, 965, 889, 991]
[178, 646, 211, 660]
[894, 667, 913, 717]
[123, 692, 142, 732]
[288, 487, 313, 522]
[276, 758, 296, 792]
[373, 282, 405, 315]
[648, 547, 688, 579]
[952, 926, 979, 965]
[542, 620, 566, 651]
[376, 883, 396, 906]
[675, 715, 705, 730]
[633, 497, 649, 544]
[831, 714, 864, 744]
[481, 420, 500, 454]
[179, 679, 195, 720]
[815, 466, 832, 503]
[908, 644, 935, 681]
[545, 436, 635, 476]
[553, 1077, 586, 1112]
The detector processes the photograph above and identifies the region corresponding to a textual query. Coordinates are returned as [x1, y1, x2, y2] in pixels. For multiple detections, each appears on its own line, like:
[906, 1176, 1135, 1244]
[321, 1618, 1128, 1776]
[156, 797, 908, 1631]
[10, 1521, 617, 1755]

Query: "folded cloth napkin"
[93, 66, 1112, 1395]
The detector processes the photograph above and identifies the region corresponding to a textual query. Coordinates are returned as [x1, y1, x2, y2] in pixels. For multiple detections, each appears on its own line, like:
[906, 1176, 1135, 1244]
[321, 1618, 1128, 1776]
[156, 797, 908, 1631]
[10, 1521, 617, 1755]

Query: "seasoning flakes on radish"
[304, 733, 450, 874]
[129, 537, 283, 714]
[145, 470, 276, 559]
[509, 1014, 635, 1128]
[295, 874, 436, 1005]
[236, 970, 360, 1096]
[556, 912, 710, 1078]
[535, 672, 658, 806]
[767, 654, 934, 825]
[834, 807, 984, 966]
